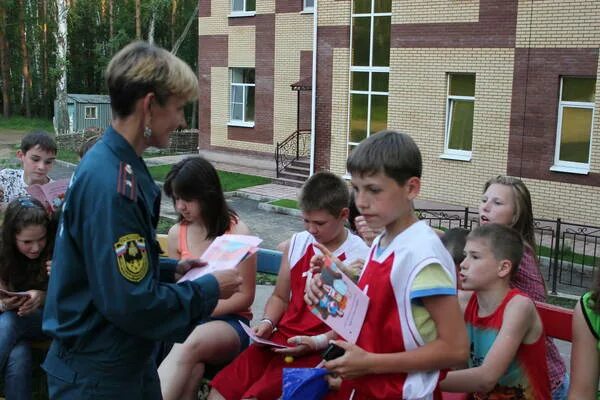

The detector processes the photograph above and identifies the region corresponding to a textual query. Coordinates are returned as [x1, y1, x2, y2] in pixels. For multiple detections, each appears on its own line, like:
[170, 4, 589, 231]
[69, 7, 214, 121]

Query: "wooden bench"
[442, 301, 573, 399]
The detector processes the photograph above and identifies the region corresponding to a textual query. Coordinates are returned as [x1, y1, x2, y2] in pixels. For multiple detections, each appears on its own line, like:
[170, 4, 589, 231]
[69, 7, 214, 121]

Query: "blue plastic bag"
[282, 367, 329, 400]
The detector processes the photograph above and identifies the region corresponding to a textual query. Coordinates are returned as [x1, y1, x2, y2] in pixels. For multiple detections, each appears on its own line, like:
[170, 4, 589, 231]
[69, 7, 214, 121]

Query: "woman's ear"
[141, 92, 155, 125]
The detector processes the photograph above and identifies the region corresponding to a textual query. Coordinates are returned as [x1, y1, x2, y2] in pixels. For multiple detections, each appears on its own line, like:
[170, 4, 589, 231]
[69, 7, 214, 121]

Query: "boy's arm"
[326, 295, 468, 399]
[568, 301, 599, 399]
[440, 295, 536, 393]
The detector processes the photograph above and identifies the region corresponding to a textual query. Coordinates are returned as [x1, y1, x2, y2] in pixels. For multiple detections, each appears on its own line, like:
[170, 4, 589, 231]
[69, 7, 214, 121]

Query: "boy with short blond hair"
[208, 171, 369, 400]
[441, 224, 550, 398]
[309, 130, 468, 399]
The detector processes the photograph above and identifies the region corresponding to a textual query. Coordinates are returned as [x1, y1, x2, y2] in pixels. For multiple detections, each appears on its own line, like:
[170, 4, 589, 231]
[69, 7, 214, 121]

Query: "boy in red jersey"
[307, 130, 468, 399]
[440, 224, 550, 399]
[208, 172, 369, 400]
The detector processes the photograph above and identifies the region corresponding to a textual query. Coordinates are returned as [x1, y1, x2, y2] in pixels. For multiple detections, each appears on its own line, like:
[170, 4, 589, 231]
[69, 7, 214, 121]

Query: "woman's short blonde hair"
[105, 41, 198, 118]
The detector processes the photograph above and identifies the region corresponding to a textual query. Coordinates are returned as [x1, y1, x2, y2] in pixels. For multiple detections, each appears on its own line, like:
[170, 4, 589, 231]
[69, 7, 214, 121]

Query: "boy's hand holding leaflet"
[305, 242, 369, 344]
[26, 178, 70, 212]
[238, 321, 291, 349]
[177, 234, 262, 283]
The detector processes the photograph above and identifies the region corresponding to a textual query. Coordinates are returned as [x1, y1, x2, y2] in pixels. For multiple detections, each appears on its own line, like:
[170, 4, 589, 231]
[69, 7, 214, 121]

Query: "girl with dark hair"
[0, 197, 54, 399]
[159, 156, 256, 400]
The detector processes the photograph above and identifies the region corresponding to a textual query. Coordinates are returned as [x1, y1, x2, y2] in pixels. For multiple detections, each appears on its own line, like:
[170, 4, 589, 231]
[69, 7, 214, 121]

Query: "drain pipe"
[309, 0, 318, 176]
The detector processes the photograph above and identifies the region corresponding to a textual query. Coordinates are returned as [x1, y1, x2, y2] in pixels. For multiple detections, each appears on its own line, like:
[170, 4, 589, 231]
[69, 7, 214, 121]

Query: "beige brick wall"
[392, 0, 479, 24]
[318, 0, 350, 26]
[199, 0, 229, 36]
[210, 67, 272, 153]
[274, 14, 313, 146]
[228, 26, 256, 67]
[329, 48, 351, 176]
[591, 59, 600, 174]
[516, 0, 600, 47]
[256, 0, 275, 14]
[389, 48, 515, 212]
[524, 178, 600, 225]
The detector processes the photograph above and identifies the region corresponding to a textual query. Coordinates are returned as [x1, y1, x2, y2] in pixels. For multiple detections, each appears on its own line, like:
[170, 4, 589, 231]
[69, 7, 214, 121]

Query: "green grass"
[56, 149, 80, 164]
[268, 199, 298, 209]
[256, 272, 277, 285]
[157, 216, 175, 235]
[148, 165, 270, 191]
[538, 244, 597, 267]
[0, 116, 54, 132]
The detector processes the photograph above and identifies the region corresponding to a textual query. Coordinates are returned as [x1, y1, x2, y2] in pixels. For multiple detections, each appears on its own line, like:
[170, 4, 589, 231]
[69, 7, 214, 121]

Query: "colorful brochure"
[308, 258, 369, 344]
[238, 321, 291, 348]
[27, 178, 70, 212]
[177, 234, 262, 283]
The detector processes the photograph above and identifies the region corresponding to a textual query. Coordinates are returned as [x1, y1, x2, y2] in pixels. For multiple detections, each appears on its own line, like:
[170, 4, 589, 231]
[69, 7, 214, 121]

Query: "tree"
[18, 0, 32, 117]
[55, 0, 69, 134]
[0, 3, 10, 117]
[135, 0, 141, 39]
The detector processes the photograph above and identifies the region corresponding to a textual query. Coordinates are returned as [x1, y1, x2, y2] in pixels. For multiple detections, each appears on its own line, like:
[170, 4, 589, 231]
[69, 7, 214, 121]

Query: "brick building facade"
[198, 0, 600, 225]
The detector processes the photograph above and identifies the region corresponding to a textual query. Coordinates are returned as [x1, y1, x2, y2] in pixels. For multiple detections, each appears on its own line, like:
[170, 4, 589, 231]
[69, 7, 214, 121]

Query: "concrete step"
[284, 164, 310, 175]
[290, 159, 310, 169]
[278, 170, 309, 183]
[271, 177, 305, 188]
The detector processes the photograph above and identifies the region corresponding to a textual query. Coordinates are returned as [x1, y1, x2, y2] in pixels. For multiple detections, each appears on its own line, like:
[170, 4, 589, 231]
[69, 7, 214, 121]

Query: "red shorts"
[211, 343, 323, 400]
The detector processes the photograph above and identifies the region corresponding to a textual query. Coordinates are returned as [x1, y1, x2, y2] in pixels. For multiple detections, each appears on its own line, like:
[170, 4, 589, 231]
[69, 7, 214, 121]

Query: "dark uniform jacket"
[42, 126, 219, 373]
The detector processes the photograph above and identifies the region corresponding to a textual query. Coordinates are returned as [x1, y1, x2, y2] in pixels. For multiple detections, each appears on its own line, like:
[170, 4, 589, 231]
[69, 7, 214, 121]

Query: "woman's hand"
[324, 340, 372, 379]
[46, 260, 52, 276]
[174, 259, 208, 281]
[18, 290, 45, 316]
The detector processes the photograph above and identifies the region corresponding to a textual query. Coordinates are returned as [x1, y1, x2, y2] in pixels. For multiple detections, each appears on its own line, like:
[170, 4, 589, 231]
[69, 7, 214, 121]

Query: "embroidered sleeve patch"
[114, 234, 149, 282]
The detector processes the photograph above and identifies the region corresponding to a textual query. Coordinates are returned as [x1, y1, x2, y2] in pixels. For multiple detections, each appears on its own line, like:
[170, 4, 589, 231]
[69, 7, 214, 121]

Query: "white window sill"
[300, 9, 314, 14]
[549, 164, 589, 175]
[439, 152, 472, 162]
[228, 121, 255, 128]
[229, 11, 256, 18]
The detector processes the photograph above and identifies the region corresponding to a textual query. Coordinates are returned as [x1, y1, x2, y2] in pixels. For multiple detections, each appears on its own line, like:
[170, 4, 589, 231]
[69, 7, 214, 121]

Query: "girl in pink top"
[158, 156, 256, 400]
[478, 175, 567, 399]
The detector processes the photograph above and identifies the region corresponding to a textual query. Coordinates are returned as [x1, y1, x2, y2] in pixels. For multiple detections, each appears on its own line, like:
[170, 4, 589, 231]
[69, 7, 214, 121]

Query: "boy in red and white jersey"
[209, 172, 369, 400]
[307, 131, 469, 399]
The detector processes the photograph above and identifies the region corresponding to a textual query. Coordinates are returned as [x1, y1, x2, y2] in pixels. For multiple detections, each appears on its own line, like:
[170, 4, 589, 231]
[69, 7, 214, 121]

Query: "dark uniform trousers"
[43, 341, 161, 400]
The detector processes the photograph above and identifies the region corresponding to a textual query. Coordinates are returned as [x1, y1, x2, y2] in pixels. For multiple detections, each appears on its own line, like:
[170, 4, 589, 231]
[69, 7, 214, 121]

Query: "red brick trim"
[276, 0, 302, 14]
[199, 0, 211, 18]
[227, 14, 275, 145]
[391, 0, 518, 48]
[508, 48, 600, 186]
[198, 35, 228, 150]
[314, 26, 350, 172]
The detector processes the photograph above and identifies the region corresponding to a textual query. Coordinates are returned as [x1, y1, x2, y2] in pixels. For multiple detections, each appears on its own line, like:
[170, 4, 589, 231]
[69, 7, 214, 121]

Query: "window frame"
[442, 73, 475, 162]
[302, 0, 314, 13]
[550, 77, 595, 175]
[84, 105, 98, 120]
[229, 68, 255, 128]
[230, 0, 256, 17]
[346, 0, 391, 158]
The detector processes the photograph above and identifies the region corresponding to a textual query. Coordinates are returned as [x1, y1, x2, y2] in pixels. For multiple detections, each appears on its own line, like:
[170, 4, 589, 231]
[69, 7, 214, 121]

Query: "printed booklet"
[238, 321, 291, 348]
[177, 234, 262, 283]
[27, 178, 70, 212]
[309, 258, 369, 343]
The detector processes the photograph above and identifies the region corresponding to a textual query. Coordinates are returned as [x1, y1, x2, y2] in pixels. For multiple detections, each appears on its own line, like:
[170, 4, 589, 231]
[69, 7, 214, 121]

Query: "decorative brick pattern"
[516, 0, 600, 48]
[392, 1, 479, 24]
[508, 48, 600, 186]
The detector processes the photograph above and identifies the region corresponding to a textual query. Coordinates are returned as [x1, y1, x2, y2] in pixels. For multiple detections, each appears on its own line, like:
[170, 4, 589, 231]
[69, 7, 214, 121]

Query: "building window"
[231, 0, 255, 15]
[443, 73, 475, 161]
[229, 68, 255, 127]
[303, 0, 314, 12]
[84, 106, 98, 120]
[348, 0, 391, 157]
[551, 77, 596, 174]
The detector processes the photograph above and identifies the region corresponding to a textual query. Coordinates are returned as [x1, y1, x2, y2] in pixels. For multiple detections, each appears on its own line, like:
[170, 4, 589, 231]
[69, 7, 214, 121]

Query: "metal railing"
[417, 208, 600, 295]
[275, 130, 310, 177]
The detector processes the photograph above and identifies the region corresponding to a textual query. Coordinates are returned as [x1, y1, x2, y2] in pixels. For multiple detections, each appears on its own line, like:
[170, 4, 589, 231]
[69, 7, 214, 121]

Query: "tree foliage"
[0, 0, 199, 123]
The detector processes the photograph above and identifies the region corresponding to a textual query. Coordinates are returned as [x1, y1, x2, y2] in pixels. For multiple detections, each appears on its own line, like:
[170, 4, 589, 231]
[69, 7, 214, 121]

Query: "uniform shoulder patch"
[117, 162, 136, 201]
[114, 234, 148, 282]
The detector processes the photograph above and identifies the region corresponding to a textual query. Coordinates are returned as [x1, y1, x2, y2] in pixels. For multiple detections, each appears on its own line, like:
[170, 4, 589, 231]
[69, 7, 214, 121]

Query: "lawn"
[268, 198, 298, 209]
[147, 164, 270, 192]
[57, 148, 80, 164]
[0, 116, 54, 132]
